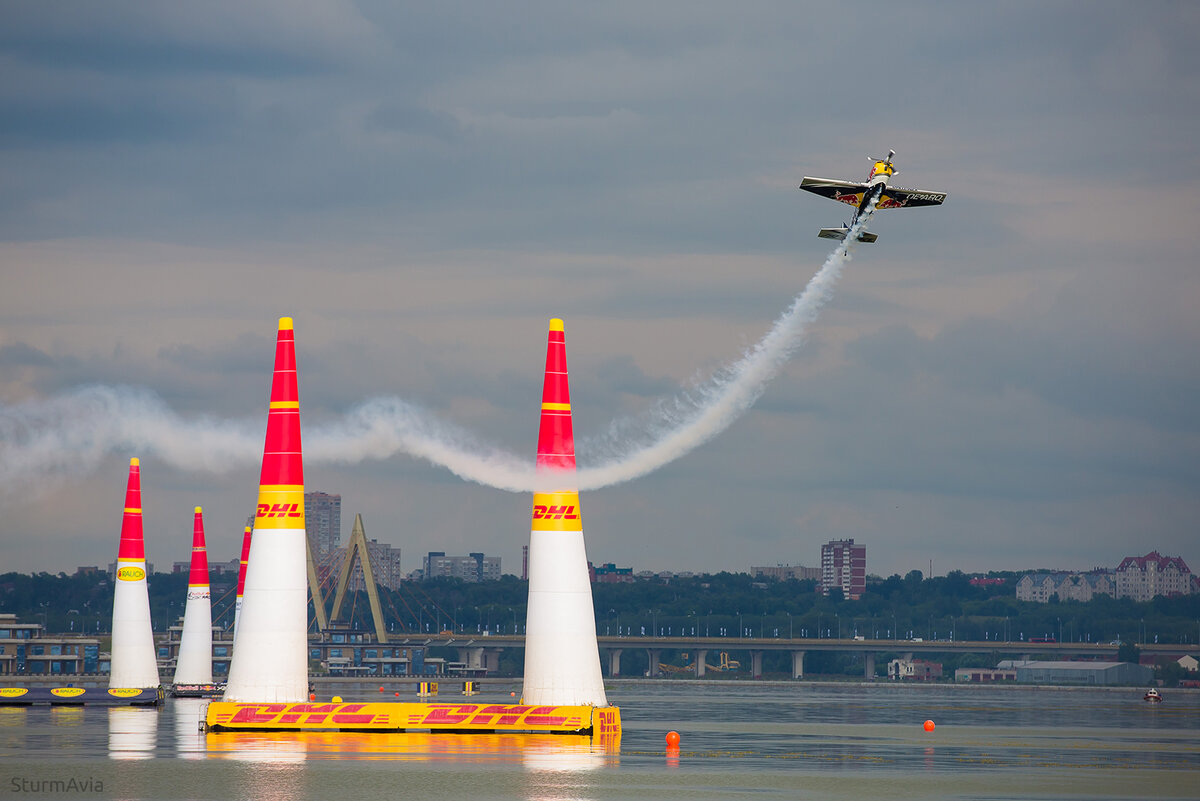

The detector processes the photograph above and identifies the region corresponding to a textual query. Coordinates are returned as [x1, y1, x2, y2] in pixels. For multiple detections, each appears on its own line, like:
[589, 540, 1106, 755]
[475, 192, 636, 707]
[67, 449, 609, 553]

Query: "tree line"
[4, 568, 1198, 651]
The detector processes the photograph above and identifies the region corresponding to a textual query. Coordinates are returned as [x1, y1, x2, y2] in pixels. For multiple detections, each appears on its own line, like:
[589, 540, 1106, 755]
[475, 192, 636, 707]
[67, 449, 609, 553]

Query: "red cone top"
[259, 317, 304, 487]
[236, 526, 251, 597]
[187, 506, 210, 587]
[536, 319, 576, 473]
[117, 457, 145, 561]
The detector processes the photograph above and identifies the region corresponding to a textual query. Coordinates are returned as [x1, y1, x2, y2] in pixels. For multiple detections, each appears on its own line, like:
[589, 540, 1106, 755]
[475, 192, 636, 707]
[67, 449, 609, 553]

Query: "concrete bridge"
[398, 634, 1169, 679]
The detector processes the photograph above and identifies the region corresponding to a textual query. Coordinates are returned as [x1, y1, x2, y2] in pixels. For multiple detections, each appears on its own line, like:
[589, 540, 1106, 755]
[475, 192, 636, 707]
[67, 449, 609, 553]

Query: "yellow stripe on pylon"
[531, 491, 583, 532]
[253, 485, 306, 530]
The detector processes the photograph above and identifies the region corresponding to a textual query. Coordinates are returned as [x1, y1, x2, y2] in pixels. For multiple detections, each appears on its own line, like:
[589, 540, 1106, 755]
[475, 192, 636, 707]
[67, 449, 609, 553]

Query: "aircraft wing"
[799, 177, 867, 207]
[876, 186, 947, 209]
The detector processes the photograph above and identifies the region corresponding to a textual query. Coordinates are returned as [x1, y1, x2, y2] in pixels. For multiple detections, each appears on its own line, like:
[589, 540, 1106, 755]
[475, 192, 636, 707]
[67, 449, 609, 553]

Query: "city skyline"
[2, 4, 1198, 578]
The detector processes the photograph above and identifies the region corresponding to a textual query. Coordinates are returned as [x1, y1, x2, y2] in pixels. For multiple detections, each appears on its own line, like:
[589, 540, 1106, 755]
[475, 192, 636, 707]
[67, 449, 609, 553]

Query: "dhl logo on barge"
[205, 701, 620, 735]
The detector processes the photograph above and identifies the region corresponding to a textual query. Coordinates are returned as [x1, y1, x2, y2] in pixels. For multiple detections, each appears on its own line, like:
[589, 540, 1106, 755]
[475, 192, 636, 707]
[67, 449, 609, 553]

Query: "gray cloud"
[1, 1, 1198, 577]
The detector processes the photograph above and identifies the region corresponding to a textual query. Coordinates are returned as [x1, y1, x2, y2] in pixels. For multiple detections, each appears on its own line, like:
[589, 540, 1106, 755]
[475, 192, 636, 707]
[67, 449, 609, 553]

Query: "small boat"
[1144, 688, 1162, 702]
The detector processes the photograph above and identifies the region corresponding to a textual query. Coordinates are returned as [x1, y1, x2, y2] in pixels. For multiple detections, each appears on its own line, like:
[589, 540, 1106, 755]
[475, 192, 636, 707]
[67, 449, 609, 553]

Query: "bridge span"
[397, 634, 1162, 679]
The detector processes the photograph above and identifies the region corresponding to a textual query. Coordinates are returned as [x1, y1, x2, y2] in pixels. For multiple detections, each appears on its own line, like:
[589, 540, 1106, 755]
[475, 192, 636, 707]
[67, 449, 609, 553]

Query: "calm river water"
[1, 681, 1196, 800]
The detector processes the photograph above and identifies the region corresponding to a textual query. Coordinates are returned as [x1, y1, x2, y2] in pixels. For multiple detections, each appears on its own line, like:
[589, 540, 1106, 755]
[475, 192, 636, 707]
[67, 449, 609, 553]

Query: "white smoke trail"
[0, 207, 872, 496]
[0, 385, 262, 494]
[305, 397, 536, 492]
[0, 387, 536, 495]
[574, 199, 876, 490]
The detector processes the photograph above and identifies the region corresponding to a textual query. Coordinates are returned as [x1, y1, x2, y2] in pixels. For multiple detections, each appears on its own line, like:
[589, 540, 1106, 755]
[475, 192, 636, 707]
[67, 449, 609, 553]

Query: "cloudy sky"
[2, 1, 1198, 580]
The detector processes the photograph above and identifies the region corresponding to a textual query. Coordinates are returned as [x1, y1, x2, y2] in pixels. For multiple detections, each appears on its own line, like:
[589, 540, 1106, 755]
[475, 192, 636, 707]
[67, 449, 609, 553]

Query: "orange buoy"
[309, 693, 316, 701]
[394, 691, 400, 697]
[379, 686, 384, 692]
[924, 719, 935, 732]
[665, 730, 680, 747]
[510, 691, 516, 697]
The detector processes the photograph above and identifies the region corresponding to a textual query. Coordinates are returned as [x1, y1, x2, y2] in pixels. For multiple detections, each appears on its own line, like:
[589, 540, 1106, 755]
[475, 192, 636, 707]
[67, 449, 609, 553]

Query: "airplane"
[798, 150, 946, 243]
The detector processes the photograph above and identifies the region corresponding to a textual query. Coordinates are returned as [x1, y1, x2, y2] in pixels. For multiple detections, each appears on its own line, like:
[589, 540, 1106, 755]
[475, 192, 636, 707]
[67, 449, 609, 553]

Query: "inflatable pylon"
[223, 317, 309, 703]
[233, 526, 251, 634]
[521, 319, 608, 707]
[109, 458, 160, 689]
[172, 507, 213, 685]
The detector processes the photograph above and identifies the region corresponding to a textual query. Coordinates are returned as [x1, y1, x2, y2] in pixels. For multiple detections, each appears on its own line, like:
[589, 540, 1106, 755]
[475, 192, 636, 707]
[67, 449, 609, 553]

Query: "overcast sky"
[2, 1, 1198, 580]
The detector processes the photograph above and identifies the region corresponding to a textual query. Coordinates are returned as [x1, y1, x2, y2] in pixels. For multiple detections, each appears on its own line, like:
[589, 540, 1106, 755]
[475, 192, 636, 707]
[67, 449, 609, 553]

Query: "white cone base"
[223, 528, 309, 703]
[522, 530, 607, 707]
[109, 566, 160, 689]
[173, 593, 213, 685]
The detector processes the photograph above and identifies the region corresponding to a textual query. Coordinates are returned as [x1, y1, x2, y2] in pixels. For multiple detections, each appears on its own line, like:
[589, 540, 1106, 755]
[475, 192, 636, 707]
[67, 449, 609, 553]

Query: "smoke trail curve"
[574, 201, 875, 490]
[0, 209, 872, 496]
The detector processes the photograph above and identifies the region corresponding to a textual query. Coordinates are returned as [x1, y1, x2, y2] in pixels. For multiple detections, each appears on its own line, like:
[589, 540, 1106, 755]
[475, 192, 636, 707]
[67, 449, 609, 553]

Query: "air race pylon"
[233, 526, 251, 634]
[521, 319, 608, 707]
[223, 318, 309, 703]
[109, 458, 160, 689]
[172, 507, 213, 686]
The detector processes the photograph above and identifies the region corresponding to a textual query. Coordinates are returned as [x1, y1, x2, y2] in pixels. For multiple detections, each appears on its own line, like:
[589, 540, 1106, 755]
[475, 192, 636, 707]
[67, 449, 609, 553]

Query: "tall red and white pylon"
[109, 457, 160, 689]
[172, 506, 212, 685]
[223, 317, 309, 702]
[521, 319, 608, 707]
[233, 526, 251, 634]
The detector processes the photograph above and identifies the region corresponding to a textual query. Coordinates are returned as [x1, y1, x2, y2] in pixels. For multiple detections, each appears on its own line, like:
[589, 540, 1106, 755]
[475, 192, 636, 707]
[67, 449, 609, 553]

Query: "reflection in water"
[0, 707, 28, 752]
[205, 731, 308, 764]
[107, 707, 159, 760]
[174, 697, 207, 759]
[205, 730, 618, 764]
[49, 706, 86, 726]
[205, 730, 619, 801]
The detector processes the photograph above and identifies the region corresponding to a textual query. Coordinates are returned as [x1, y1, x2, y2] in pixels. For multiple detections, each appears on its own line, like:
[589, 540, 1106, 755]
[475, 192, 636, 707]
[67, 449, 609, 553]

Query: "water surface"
[2, 682, 1195, 800]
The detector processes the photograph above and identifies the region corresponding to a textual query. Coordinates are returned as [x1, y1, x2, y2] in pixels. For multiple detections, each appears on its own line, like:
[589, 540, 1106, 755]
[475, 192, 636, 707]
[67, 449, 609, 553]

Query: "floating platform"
[0, 687, 164, 706]
[171, 683, 226, 698]
[205, 701, 620, 736]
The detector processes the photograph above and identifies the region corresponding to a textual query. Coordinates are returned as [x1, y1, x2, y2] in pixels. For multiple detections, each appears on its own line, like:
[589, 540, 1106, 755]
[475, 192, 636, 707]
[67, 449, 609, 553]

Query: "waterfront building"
[1015, 571, 1115, 603]
[888, 657, 942, 681]
[0, 614, 101, 676]
[1015, 660, 1153, 686]
[305, 491, 342, 557]
[1114, 551, 1193, 601]
[954, 667, 1016, 682]
[591, 562, 635, 583]
[328, 538, 404, 591]
[422, 552, 501, 582]
[821, 539, 866, 600]
[752, 564, 821, 582]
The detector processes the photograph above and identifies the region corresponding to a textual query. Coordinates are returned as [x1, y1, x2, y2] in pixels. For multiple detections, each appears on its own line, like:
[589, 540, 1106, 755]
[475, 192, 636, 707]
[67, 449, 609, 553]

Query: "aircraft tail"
[818, 227, 877, 243]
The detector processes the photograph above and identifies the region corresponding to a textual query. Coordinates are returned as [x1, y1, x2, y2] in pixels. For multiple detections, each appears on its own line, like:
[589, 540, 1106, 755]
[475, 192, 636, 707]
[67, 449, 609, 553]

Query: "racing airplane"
[799, 150, 946, 243]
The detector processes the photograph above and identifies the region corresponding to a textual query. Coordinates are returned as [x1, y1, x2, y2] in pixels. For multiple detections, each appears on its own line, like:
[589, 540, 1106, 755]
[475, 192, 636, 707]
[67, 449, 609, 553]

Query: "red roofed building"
[1114, 551, 1193, 602]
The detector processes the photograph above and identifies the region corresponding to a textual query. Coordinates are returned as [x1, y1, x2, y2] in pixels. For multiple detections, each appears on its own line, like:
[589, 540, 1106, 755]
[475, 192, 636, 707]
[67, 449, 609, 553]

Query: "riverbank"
[7, 673, 1192, 694]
